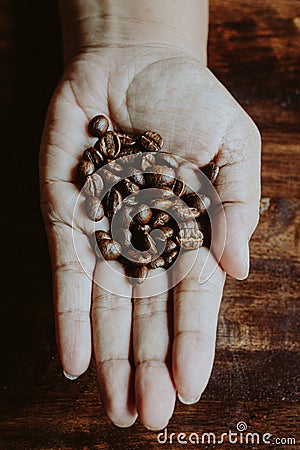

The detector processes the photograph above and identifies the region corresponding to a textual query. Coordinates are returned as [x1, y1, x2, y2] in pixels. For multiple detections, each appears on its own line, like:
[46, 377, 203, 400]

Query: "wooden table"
[1, 1, 299, 448]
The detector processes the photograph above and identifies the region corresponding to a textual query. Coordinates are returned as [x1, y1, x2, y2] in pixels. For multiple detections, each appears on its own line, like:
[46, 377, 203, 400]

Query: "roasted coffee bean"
[96, 239, 122, 260]
[119, 147, 142, 157]
[172, 177, 186, 197]
[85, 196, 104, 221]
[76, 160, 95, 185]
[127, 265, 149, 285]
[122, 195, 139, 206]
[156, 152, 179, 169]
[157, 226, 174, 240]
[95, 230, 111, 245]
[101, 168, 122, 185]
[171, 203, 200, 221]
[128, 167, 145, 187]
[164, 239, 178, 253]
[147, 256, 165, 269]
[126, 250, 152, 266]
[97, 131, 121, 159]
[152, 211, 171, 227]
[141, 153, 156, 171]
[176, 228, 204, 250]
[83, 147, 104, 167]
[83, 173, 104, 197]
[106, 160, 123, 174]
[117, 178, 140, 198]
[88, 115, 109, 137]
[140, 130, 164, 152]
[182, 193, 211, 214]
[131, 232, 152, 252]
[151, 198, 173, 210]
[134, 203, 152, 225]
[146, 165, 175, 187]
[118, 133, 137, 147]
[103, 188, 122, 218]
[201, 161, 219, 184]
[164, 248, 179, 268]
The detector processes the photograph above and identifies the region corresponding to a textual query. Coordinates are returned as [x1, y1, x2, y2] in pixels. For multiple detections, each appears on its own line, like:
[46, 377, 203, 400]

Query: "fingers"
[52, 224, 95, 377]
[92, 260, 137, 427]
[214, 111, 261, 279]
[172, 248, 225, 403]
[133, 269, 176, 430]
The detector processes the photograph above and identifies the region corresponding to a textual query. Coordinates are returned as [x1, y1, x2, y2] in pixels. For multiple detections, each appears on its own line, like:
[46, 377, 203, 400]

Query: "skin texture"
[40, 1, 261, 431]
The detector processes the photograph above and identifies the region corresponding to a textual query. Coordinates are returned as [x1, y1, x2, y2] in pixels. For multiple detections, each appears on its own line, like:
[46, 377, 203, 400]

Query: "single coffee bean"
[101, 168, 122, 185]
[122, 195, 139, 206]
[96, 239, 122, 260]
[146, 165, 175, 187]
[156, 152, 179, 169]
[171, 203, 200, 221]
[85, 196, 104, 221]
[117, 178, 140, 197]
[126, 249, 152, 266]
[140, 130, 164, 152]
[83, 148, 104, 168]
[182, 193, 211, 214]
[141, 153, 156, 171]
[97, 131, 121, 159]
[157, 226, 174, 240]
[83, 173, 104, 197]
[176, 228, 204, 250]
[152, 211, 171, 227]
[88, 115, 109, 137]
[134, 203, 152, 225]
[118, 147, 142, 157]
[151, 198, 173, 210]
[95, 230, 111, 245]
[147, 256, 165, 269]
[172, 177, 186, 197]
[117, 133, 137, 147]
[164, 239, 178, 253]
[106, 160, 124, 174]
[103, 188, 122, 218]
[164, 248, 179, 268]
[76, 160, 95, 185]
[201, 161, 219, 184]
[128, 167, 145, 187]
[128, 265, 149, 285]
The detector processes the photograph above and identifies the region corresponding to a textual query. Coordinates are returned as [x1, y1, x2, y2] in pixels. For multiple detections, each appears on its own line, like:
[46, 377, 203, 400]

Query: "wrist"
[58, 0, 208, 65]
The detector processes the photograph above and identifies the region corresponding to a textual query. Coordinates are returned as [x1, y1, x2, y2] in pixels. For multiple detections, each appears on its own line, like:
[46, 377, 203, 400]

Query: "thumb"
[213, 111, 261, 280]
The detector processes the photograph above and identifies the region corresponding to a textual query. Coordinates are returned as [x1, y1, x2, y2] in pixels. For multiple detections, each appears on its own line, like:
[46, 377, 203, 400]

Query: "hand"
[40, 45, 260, 429]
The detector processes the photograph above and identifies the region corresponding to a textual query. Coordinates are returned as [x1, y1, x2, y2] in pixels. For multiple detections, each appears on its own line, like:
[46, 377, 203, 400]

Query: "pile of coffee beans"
[76, 115, 219, 285]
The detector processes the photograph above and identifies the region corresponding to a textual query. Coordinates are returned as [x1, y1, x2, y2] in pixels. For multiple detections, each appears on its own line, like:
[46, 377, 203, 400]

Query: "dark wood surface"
[0, 1, 299, 449]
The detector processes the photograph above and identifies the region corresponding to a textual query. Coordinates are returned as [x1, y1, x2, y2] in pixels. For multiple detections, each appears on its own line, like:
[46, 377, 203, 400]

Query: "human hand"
[40, 45, 260, 429]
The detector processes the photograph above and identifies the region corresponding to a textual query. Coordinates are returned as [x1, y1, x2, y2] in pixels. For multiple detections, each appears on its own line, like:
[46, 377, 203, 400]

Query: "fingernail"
[178, 393, 201, 405]
[241, 241, 250, 278]
[63, 370, 79, 380]
[145, 423, 168, 431]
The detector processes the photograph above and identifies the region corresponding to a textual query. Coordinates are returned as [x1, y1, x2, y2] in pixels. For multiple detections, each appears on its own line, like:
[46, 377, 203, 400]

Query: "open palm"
[40, 47, 260, 429]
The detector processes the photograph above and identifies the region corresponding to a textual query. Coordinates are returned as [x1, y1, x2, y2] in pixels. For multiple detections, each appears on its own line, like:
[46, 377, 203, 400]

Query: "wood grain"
[0, 0, 299, 449]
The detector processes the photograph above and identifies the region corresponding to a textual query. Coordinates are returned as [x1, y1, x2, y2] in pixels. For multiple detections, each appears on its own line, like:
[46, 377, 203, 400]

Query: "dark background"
[0, 1, 299, 449]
